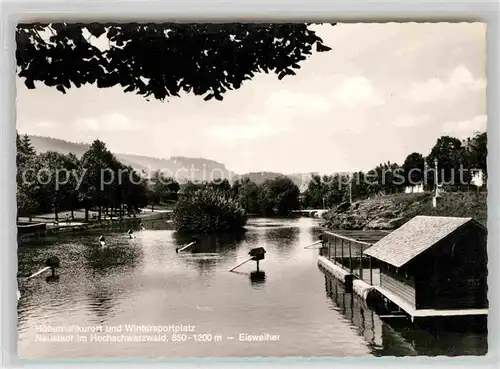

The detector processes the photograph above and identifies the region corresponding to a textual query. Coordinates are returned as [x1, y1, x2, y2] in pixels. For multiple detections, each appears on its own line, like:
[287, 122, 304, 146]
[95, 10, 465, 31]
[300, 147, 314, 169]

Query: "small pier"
[320, 230, 387, 285]
[318, 217, 489, 324]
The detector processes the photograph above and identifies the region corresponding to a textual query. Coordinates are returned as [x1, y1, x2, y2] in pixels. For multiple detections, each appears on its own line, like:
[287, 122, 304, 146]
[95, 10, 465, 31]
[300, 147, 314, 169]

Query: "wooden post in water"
[230, 247, 266, 272]
[349, 240, 352, 274]
[229, 257, 253, 272]
[46, 256, 60, 277]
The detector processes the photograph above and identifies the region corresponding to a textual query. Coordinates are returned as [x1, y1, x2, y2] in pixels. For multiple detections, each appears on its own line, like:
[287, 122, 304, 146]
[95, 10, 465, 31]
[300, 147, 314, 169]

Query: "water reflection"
[323, 271, 488, 356]
[250, 270, 266, 287]
[17, 217, 488, 358]
[87, 283, 115, 324]
[230, 269, 267, 290]
[173, 230, 247, 275]
[84, 241, 143, 273]
[186, 257, 218, 277]
[388, 320, 488, 356]
[18, 247, 49, 277]
[173, 229, 247, 251]
[45, 275, 60, 283]
[264, 226, 299, 256]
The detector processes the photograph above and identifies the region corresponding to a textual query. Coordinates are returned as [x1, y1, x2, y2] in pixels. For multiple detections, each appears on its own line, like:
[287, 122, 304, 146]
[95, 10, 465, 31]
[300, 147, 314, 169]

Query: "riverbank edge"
[17, 211, 172, 243]
[321, 192, 487, 231]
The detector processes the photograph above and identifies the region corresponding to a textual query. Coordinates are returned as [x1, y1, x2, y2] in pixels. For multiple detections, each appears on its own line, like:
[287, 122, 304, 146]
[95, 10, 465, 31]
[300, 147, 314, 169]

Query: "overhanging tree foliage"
[16, 22, 333, 101]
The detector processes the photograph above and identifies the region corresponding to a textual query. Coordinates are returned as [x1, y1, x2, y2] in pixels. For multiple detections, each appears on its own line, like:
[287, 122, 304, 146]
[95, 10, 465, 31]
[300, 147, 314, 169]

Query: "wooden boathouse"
[363, 216, 488, 319]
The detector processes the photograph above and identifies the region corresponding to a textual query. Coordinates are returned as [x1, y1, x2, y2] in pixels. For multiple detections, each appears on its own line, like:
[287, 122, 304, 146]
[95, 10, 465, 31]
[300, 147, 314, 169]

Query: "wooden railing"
[322, 231, 374, 283]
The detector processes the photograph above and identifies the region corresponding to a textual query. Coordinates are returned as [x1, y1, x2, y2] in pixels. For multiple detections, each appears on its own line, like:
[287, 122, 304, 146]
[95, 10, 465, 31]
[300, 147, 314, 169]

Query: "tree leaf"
[16, 22, 335, 102]
[316, 43, 332, 52]
[87, 23, 106, 38]
[24, 78, 35, 89]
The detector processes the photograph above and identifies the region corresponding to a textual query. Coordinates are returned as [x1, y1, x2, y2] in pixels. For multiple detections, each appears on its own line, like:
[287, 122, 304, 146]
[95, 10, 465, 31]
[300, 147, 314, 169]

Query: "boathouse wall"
[414, 222, 488, 310]
[379, 262, 416, 308]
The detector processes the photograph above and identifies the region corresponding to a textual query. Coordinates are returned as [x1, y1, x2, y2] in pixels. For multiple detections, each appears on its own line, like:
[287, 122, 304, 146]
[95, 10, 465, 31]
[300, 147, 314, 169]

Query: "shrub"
[173, 188, 248, 233]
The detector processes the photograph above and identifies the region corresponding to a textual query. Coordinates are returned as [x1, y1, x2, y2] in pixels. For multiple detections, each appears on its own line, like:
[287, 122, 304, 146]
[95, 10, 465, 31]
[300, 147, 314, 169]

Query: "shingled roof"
[364, 216, 480, 268]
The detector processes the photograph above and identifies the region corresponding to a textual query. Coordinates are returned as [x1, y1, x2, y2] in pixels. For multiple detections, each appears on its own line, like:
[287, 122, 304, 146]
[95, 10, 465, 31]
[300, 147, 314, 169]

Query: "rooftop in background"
[364, 216, 486, 268]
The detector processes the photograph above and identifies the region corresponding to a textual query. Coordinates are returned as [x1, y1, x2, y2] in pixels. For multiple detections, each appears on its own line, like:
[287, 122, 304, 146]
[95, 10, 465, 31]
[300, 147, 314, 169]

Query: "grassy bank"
[323, 191, 487, 230]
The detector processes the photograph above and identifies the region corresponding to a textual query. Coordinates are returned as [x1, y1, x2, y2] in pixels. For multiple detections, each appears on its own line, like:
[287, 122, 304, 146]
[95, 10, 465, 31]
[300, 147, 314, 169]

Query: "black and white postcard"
[16, 22, 488, 358]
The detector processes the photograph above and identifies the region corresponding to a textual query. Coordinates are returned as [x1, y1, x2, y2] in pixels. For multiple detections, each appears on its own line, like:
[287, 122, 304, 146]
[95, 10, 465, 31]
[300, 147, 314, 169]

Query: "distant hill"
[24, 134, 314, 189]
[27, 135, 91, 157]
[26, 135, 234, 182]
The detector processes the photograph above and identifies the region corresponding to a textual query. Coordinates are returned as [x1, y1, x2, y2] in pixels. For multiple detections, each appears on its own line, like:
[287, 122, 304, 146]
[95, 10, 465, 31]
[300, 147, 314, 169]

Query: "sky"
[16, 22, 487, 174]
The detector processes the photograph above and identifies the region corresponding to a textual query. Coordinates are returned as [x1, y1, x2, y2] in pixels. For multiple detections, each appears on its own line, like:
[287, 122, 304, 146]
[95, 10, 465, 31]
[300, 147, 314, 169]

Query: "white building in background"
[471, 170, 485, 188]
[404, 183, 424, 194]
[403, 170, 485, 195]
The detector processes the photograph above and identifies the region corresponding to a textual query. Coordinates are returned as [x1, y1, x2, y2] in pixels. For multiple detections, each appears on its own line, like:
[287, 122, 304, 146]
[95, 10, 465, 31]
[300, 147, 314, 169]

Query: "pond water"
[17, 217, 487, 359]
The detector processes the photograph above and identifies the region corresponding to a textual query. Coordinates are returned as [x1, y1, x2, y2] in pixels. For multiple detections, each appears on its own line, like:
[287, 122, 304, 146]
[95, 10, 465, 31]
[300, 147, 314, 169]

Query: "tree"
[402, 152, 425, 187]
[16, 134, 41, 221]
[259, 176, 300, 216]
[64, 153, 81, 219]
[16, 133, 22, 166]
[20, 134, 36, 156]
[324, 174, 348, 205]
[463, 132, 487, 178]
[303, 174, 327, 209]
[122, 166, 149, 215]
[207, 178, 231, 195]
[149, 171, 180, 204]
[182, 181, 205, 196]
[173, 188, 247, 233]
[238, 180, 260, 214]
[231, 179, 242, 199]
[16, 158, 42, 222]
[350, 171, 371, 200]
[79, 139, 118, 221]
[17, 23, 333, 101]
[426, 136, 470, 187]
[147, 186, 161, 213]
[368, 162, 403, 195]
[17, 133, 37, 167]
[37, 151, 79, 221]
[165, 178, 181, 201]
